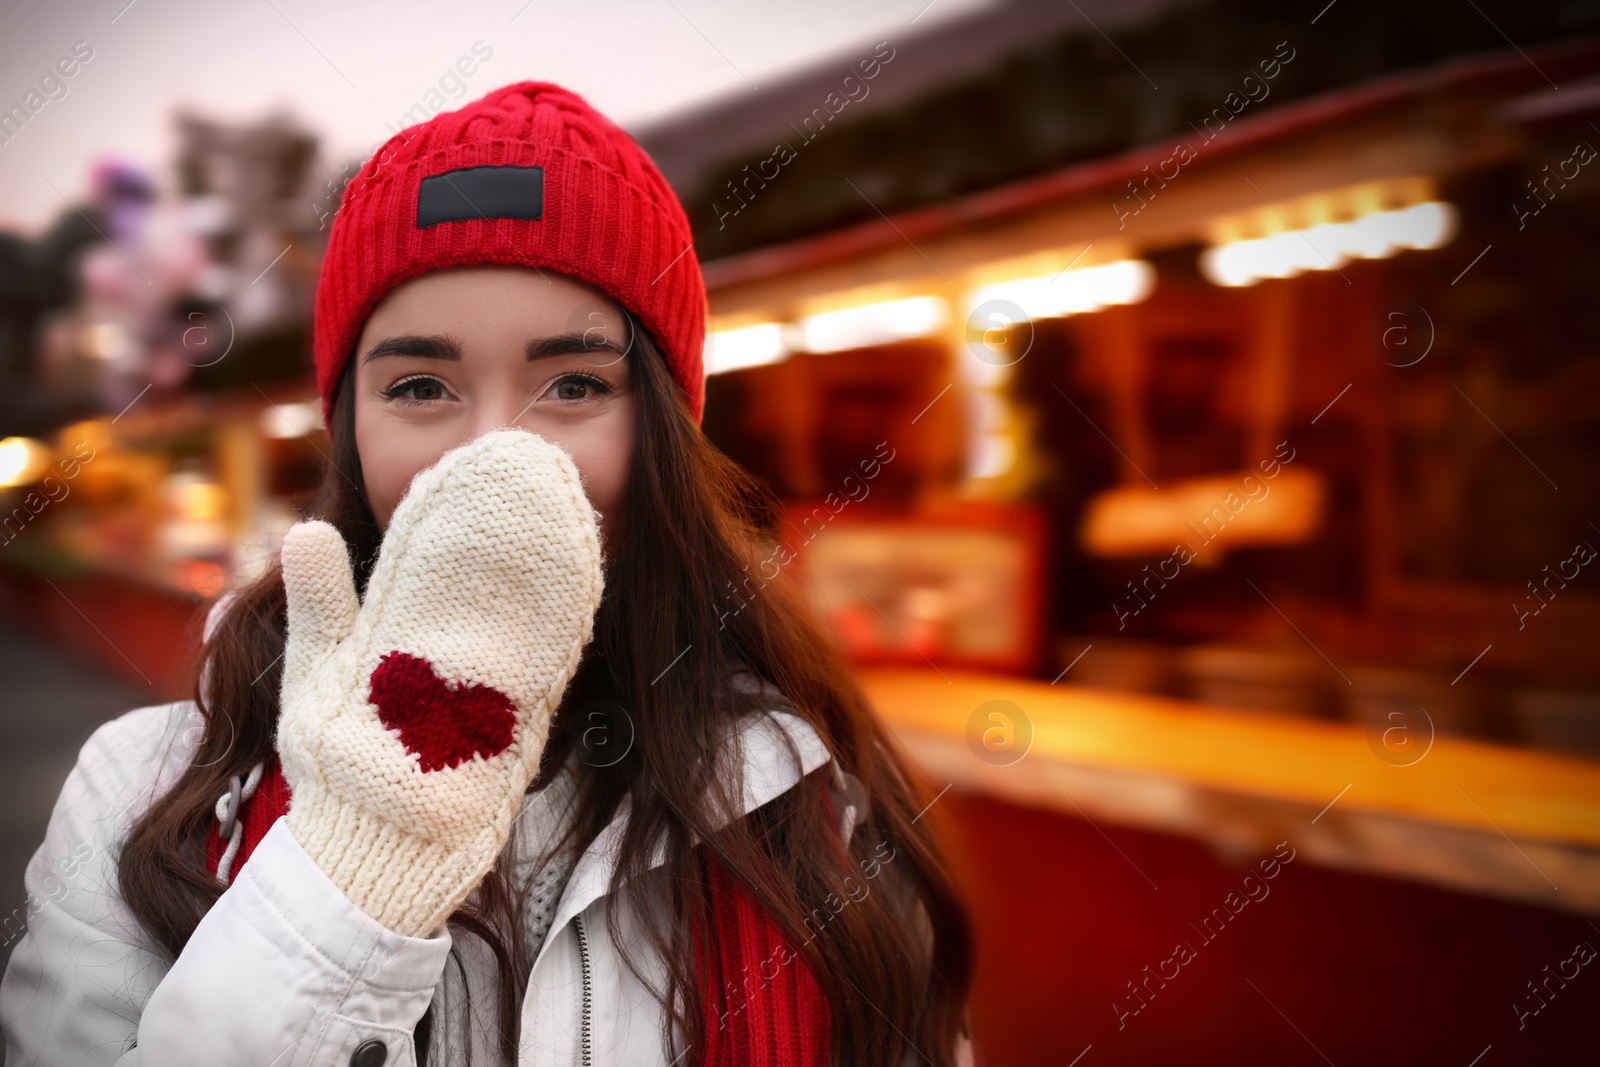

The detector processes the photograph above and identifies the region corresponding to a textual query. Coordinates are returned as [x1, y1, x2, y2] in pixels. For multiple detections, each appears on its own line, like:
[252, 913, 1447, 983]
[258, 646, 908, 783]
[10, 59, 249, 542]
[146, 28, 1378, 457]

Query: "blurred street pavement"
[0, 625, 153, 1002]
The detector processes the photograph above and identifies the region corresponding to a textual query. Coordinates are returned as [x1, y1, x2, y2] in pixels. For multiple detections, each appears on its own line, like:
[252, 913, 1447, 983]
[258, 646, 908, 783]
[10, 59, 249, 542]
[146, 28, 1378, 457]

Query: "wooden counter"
[859, 667, 1600, 915]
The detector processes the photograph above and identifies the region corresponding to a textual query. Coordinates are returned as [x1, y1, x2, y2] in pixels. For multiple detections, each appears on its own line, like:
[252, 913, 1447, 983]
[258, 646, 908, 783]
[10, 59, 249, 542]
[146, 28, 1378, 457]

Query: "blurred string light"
[169, 472, 229, 523]
[260, 397, 324, 439]
[0, 437, 54, 488]
[702, 259, 1154, 375]
[1200, 179, 1458, 287]
[965, 258, 1155, 319]
[82, 321, 131, 361]
[702, 295, 950, 374]
[797, 295, 948, 354]
[703, 321, 792, 375]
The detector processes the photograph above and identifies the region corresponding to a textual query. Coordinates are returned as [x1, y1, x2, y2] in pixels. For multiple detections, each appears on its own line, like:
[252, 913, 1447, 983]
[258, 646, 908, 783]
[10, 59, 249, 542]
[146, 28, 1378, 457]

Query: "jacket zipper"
[573, 912, 594, 1067]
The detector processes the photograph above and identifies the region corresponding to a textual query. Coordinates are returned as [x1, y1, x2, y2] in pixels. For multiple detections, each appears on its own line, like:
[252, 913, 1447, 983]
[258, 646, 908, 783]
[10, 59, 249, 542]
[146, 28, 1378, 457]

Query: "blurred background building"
[2, 1, 1598, 1062]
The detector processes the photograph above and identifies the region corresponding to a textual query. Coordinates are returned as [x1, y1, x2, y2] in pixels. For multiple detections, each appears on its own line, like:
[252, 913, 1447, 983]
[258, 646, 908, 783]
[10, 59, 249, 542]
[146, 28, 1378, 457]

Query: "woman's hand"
[275, 428, 605, 938]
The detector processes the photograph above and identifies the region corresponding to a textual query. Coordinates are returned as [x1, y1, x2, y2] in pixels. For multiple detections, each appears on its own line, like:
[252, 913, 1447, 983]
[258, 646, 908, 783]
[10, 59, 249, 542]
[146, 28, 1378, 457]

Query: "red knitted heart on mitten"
[368, 651, 518, 772]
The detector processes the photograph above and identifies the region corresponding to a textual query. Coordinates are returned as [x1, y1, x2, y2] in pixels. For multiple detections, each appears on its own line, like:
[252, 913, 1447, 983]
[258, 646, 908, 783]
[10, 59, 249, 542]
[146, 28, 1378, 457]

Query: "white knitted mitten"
[276, 428, 605, 938]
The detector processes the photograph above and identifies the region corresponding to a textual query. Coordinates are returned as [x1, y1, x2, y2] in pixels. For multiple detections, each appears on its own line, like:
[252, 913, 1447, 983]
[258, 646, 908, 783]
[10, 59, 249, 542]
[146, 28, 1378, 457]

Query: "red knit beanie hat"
[311, 81, 707, 435]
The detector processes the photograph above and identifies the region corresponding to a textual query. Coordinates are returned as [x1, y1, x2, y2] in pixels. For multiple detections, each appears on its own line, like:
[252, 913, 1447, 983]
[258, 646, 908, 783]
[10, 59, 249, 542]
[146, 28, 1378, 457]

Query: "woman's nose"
[469, 394, 538, 439]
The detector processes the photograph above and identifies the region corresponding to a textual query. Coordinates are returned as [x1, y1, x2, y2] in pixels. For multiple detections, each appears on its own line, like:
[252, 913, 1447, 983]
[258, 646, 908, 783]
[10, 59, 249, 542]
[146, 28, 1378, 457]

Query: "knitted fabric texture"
[311, 80, 708, 435]
[204, 754, 577, 952]
[521, 840, 576, 959]
[276, 428, 605, 938]
[367, 650, 518, 772]
[699, 850, 832, 1065]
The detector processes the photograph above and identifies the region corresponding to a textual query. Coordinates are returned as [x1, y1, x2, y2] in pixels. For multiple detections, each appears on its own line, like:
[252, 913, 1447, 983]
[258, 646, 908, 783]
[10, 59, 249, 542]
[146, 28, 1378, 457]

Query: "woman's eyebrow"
[362, 334, 462, 362]
[525, 333, 629, 360]
[361, 333, 628, 363]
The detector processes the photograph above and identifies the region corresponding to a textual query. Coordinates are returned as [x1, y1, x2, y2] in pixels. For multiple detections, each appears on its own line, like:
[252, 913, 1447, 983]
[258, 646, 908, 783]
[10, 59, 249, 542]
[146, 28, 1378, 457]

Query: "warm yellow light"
[0, 437, 53, 488]
[1348, 212, 1402, 260]
[1393, 201, 1457, 249]
[965, 259, 1155, 321]
[261, 398, 323, 439]
[84, 322, 127, 361]
[1199, 244, 1254, 287]
[704, 322, 790, 374]
[1200, 192, 1458, 287]
[797, 296, 948, 353]
[1080, 468, 1326, 558]
[175, 479, 229, 522]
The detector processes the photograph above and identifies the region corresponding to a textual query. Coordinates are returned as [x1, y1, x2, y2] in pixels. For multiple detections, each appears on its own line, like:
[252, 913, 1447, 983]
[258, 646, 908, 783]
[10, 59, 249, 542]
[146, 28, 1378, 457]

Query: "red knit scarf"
[204, 756, 831, 1064]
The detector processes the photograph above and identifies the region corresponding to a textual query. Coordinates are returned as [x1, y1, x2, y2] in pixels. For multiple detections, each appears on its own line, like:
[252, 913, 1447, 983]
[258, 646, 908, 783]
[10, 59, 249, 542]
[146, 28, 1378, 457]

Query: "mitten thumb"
[280, 520, 360, 698]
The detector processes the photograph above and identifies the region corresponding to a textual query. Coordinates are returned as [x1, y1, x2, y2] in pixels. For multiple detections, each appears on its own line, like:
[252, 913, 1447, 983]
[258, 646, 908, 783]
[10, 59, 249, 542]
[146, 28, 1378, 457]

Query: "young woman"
[0, 82, 973, 1066]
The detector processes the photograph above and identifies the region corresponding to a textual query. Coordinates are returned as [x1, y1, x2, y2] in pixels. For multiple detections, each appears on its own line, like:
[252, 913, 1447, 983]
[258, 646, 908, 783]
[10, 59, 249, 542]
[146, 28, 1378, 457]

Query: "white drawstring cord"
[214, 761, 265, 886]
[828, 760, 864, 848]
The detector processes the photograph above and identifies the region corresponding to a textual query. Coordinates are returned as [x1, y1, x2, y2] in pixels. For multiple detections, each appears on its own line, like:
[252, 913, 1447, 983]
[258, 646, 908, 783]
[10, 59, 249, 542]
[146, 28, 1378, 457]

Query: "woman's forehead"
[357, 266, 630, 349]
[371, 265, 620, 317]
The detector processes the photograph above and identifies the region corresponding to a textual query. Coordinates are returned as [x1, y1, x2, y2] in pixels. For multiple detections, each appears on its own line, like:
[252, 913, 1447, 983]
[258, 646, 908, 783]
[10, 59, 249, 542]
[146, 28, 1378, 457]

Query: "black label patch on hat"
[416, 165, 544, 228]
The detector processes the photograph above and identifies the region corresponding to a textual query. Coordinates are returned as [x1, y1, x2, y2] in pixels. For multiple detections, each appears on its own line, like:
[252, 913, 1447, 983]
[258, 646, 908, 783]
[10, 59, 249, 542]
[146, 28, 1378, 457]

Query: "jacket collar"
[520, 704, 833, 962]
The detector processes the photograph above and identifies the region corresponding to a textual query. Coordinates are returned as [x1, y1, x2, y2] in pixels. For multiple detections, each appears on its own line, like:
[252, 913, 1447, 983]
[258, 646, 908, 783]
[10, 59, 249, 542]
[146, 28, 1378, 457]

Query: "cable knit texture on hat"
[276, 428, 605, 938]
[312, 81, 707, 433]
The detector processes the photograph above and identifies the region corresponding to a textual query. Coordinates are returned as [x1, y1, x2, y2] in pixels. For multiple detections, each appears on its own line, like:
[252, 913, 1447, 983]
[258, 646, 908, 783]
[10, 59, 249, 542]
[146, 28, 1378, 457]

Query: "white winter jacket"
[0, 686, 838, 1066]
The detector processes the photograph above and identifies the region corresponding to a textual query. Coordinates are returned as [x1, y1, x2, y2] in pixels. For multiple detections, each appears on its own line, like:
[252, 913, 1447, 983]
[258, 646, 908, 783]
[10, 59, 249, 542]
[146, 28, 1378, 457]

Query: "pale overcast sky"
[0, 0, 993, 234]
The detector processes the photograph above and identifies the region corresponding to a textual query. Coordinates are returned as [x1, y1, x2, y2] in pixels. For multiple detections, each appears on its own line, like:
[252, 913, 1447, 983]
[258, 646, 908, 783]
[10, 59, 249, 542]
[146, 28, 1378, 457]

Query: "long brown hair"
[118, 311, 973, 1065]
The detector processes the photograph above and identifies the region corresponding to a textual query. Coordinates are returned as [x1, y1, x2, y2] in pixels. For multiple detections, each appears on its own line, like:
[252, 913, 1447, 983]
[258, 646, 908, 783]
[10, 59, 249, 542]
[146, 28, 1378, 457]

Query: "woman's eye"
[381, 372, 610, 408]
[384, 376, 448, 405]
[550, 373, 612, 402]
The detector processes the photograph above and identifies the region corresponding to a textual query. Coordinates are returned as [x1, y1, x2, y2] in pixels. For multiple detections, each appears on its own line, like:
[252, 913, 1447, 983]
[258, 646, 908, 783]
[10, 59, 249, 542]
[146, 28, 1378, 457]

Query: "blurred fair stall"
[0, 109, 332, 691]
[671, 37, 1600, 921]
